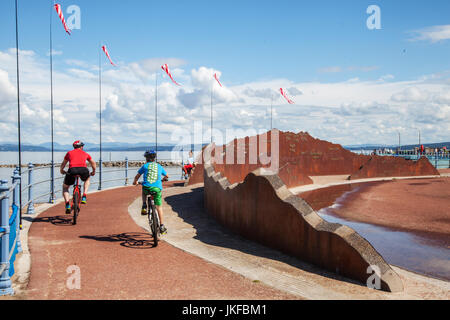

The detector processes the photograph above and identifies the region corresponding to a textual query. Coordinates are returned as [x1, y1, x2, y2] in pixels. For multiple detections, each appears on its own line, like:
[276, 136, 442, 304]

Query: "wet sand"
[299, 178, 450, 281]
[329, 178, 450, 236]
[301, 178, 450, 236]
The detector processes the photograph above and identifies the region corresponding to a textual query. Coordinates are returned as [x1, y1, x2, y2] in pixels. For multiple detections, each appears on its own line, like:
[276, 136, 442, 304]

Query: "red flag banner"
[161, 64, 181, 86]
[214, 73, 223, 87]
[54, 4, 71, 35]
[280, 88, 294, 104]
[102, 45, 116, 66]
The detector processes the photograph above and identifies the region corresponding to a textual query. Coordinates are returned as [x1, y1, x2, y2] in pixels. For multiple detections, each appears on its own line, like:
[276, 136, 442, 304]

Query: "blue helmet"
[144, 150, 156, 157]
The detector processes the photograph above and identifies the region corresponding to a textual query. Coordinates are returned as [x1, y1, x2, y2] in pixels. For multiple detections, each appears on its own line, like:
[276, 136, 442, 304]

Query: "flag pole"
[270, 94, 273, 131]
[211, 78, 213, 144]
[155, 71, 158, 161]
[98, 42, 103, 190]
[15, 0, 23, 228]
[49, 0, 55, 203]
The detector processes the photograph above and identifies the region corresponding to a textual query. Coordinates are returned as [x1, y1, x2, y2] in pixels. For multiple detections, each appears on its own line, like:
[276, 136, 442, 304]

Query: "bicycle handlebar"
[137, 176, 168, 185]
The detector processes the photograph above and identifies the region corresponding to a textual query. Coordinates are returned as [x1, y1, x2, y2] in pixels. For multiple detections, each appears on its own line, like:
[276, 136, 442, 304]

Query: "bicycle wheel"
[72, 189, 80, 225]
[151, 203, 159, 247]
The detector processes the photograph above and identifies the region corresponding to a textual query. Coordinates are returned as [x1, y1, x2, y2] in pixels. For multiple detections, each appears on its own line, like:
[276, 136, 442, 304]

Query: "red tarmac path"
[24, 183, 299, 300]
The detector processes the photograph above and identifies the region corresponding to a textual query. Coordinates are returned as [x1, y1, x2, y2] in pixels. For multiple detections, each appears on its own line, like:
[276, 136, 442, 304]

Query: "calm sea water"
[0, 150, 200, 165]
[0, 150, 199, 204]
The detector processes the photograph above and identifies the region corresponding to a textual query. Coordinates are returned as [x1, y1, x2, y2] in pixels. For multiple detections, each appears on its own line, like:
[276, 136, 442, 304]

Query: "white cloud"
[378, 74, 395, 82]
[128, 58, 185, 83]
[0, 69, 16, 104]
[391, 87, 430, 102]
[0, 48, 449, 146]
[47, 50, 63, 56]
[410, 25, 450, 43]
[287, 87, 303, 96]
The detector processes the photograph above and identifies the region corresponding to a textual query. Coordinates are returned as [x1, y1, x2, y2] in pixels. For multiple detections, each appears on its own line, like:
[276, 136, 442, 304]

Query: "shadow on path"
[164, 186, 362, 287]
[24, 215, 73, 227]
[80, 232, 155, 249]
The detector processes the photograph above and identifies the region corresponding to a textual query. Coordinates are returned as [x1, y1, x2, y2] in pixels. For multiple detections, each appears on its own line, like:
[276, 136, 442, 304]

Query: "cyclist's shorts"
[143, 186, 162, 206]
[64, 167, 90, 185]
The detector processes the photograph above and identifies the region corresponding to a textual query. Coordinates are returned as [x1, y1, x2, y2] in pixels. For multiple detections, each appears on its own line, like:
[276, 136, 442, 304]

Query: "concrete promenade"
[5, 183, 297, 300]
[2, 178, 449, 300]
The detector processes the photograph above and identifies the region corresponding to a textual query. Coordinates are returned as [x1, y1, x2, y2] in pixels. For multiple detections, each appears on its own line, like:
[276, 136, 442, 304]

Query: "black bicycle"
[146, 189, 161, 247]
[139, 181, 167, 247]
[71, 175, 82, 225]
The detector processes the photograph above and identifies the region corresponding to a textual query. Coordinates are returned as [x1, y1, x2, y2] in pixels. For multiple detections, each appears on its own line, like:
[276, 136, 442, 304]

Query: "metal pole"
[0, 180, 13, 296]
[98, 43, 102, 191]
[12, 169, 22, 253]
[270, 94, 273, 131]
[211, 79, 213, 144]
[125, 157, 128, 186]
[49, 0, 55, 203]
[15, 0, 23, 228]
[155, 72, 158, 161]
[26, 163, 35, 215]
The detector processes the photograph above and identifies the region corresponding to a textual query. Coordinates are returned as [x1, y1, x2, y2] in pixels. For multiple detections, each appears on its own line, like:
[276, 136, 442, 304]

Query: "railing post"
[12, 169, 22, 253]
[98, 159, 103, 191]
[125, 157, 129, 186]
[0, 180, 13, 296]
[50, 160, 55, 204]
[26, 163, 35, 215]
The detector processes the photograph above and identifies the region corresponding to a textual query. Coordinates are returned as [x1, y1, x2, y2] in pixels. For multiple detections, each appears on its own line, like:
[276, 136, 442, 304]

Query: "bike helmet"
[144, 150, 157, 157]
[73, 140, 85, 148]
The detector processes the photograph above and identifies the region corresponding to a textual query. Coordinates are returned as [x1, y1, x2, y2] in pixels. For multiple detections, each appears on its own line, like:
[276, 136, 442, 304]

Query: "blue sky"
[1, 0, 449, 82]
[0, 0, 449, 146]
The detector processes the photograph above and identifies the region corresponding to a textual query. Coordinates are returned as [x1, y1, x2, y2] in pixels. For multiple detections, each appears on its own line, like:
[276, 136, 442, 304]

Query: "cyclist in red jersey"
[60, 141, 96, 213]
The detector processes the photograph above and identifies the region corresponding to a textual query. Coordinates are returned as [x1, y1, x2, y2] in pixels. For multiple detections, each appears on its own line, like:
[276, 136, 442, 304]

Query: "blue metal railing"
[0, 159, 131, 296]
[374, 152, 450, 169]
[0, 169, 22, 296]
[0, 157, 181, 295]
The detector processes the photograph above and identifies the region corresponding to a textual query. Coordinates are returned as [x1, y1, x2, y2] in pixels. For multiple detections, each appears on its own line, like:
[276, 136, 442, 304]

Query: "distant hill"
[344, 142, 450, 150]
[0, 144, 49, 152]
[3, 140, 447, 152]
[0, 142, 205, 152]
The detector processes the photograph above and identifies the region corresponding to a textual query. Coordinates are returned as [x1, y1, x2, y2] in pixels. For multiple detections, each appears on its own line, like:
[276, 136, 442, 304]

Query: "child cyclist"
[133, 150, 169, 234]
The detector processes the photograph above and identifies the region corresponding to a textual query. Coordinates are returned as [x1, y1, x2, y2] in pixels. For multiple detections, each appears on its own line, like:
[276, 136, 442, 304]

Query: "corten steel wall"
[349, 156, 440, 180]
[203, 157, 404, 292]
[189, 130, 440, 188]
[189, 130, 370, 188]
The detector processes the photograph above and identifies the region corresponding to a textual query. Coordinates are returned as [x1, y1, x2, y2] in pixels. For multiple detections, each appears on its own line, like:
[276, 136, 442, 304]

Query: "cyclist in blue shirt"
[133, 150, 169, 234]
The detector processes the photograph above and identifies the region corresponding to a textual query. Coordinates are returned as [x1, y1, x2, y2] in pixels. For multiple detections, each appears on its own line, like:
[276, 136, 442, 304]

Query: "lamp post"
[210, 78, 214, 144]
[270, 94, 274, 131]
[14, 0, 23, 228]
[48, 0, 56, 202]
[155, 72, 158, 161]
[98, 42, 103, 190]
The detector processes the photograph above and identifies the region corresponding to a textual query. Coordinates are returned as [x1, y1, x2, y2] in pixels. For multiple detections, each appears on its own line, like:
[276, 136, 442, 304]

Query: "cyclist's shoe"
[65, 203, 71, 214]
[141, 206, 148, 215]
[81, 195, 87, 204]
[160, 224, 167, 235]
